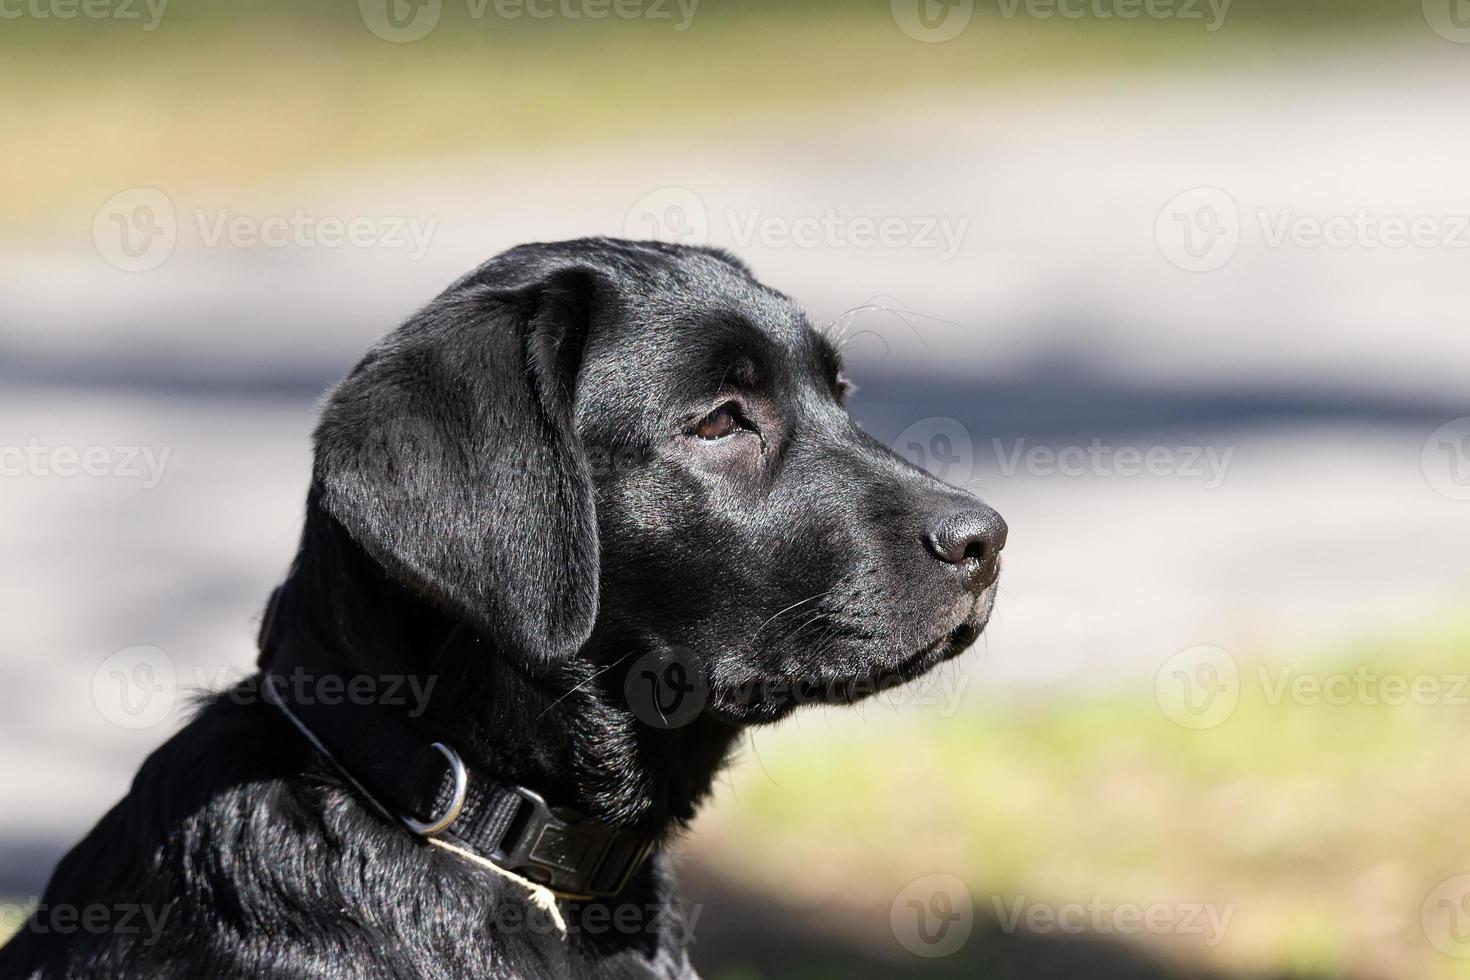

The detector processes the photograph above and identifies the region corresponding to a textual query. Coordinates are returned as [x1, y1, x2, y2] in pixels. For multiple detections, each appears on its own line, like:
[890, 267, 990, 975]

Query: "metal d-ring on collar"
[260, 658, 653, 899]
[401, 742, 468, 837]
[263, 680, 467, 836]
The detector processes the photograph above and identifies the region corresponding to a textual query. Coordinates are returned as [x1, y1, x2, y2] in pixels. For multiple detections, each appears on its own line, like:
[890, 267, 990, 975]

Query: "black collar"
[258, 651, 652, 901]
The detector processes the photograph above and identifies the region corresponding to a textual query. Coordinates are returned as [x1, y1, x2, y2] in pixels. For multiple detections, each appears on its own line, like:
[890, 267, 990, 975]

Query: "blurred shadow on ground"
[682, 867, 1349, 980]
[3, 841, 1349, 979]
[6, 349, 1464, 443]
[0, 841, 67, 897]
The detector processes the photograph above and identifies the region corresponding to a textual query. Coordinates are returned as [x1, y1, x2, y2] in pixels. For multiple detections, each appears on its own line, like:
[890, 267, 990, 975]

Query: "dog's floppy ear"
[312, 263, 608, 672]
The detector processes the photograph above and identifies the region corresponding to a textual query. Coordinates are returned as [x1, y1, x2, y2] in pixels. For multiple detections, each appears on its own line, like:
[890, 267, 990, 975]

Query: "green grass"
[0, 901, 25, 947]
[690, 622, 1470, 979]
[6, 624, 1466, 976]
[0, 0, 1448, 232]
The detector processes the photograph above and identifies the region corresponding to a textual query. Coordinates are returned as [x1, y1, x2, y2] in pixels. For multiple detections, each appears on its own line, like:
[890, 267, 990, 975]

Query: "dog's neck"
[259, 504, 740, 844]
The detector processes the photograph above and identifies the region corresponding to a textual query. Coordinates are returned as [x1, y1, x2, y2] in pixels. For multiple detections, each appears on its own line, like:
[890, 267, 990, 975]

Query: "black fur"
[0, 239, 1004, 979]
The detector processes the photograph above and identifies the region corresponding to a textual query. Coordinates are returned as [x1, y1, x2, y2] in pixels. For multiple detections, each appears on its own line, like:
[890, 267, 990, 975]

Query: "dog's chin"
[708, 586, 995, 725]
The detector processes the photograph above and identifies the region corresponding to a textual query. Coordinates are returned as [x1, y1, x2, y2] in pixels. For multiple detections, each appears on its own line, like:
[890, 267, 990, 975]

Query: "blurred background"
[3, 1, 1470, 976]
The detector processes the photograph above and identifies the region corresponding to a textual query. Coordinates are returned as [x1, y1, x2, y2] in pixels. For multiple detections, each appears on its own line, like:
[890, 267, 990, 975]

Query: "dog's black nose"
[924, 504, 1008, 589]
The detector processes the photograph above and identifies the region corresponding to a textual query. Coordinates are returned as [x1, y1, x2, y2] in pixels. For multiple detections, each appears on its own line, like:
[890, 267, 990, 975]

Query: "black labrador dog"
[0, 239, 1006, 979]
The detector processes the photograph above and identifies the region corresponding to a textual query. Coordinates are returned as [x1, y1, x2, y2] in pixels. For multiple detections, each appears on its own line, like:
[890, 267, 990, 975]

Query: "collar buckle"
[491, 786, 652, 900]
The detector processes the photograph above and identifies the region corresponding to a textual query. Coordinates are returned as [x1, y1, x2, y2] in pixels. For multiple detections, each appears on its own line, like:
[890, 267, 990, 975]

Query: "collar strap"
[260, 667, 651, 900]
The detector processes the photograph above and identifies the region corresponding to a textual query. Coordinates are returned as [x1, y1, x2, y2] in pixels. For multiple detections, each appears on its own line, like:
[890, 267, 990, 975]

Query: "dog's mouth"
[708, 586, 994, 722]
[893, 593, 989, 675]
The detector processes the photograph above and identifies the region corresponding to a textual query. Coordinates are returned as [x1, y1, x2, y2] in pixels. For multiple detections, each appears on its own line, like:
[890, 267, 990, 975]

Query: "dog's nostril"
[924, 505, 1008, 587]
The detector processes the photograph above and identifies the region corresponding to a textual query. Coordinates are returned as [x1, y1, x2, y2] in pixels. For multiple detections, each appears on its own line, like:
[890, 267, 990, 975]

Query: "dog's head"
[309, 239, 1004, 724]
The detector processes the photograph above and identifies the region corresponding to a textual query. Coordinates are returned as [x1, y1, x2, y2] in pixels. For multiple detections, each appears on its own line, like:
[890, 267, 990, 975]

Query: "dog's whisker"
[535, 649, 639, 719]
[746, 730, 777, 788]
[753, 591, 830, 637]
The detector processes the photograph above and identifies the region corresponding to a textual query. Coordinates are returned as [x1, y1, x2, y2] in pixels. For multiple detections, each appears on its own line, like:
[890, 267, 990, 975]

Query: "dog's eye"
[693, 402, 753, 441]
